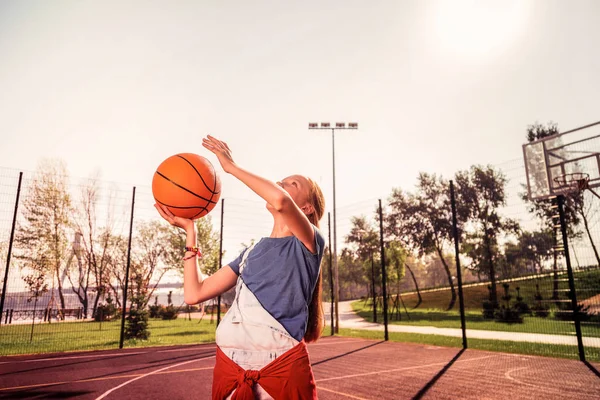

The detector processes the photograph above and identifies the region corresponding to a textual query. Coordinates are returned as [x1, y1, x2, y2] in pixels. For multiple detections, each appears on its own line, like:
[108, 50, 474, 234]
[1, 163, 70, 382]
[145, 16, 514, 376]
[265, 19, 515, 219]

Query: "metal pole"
[379, 199, 389, 341]
[119, 187, 136, 349]
[217, 199, 224, 326]
[371, 253, 376, 323]
[331, 128, 340, 334]
[450, 180, 467, 349]
[0, 172, 23, 326]
[557, 195, 586, 361]
[327, 212, 334, 336]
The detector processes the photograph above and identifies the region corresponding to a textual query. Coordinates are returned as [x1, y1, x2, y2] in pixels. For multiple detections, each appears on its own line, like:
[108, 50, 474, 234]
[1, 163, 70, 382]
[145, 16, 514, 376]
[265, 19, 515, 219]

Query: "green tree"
[124, 272, 150, 340]
[15, 159, 73, 315]
[456, 165, 520, 306]
[385, 173, 460, 310]
[345, 216, 380, 300]
[132, 221, 176, 308]
[385, 241, 407, 296]
[22, 266, 49, 342]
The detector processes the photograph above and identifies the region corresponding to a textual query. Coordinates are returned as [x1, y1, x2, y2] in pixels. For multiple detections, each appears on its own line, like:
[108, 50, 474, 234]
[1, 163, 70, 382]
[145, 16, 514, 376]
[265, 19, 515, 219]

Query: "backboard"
[523, 121, 600, 200]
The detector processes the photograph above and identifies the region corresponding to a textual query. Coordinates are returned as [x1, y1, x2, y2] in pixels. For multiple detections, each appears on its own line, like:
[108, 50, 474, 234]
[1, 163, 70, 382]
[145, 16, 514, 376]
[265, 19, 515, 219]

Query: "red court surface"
[1, 336, 599, 399]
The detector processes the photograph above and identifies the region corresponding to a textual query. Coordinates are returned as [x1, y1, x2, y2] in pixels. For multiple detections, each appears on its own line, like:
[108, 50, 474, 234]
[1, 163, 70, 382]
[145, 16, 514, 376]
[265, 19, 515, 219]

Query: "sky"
[1, 0, 600, 278]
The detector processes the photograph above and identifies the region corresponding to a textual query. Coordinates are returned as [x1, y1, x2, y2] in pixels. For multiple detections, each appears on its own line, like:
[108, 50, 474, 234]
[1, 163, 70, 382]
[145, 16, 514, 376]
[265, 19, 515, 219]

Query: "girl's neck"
[270, 218, 293, 238]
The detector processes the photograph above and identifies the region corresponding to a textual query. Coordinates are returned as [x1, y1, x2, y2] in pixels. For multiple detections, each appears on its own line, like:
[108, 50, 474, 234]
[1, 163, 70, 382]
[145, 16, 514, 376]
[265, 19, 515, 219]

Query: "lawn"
[351, 301, 600, 337]
[0, 317, 216, 356]
[398, 268, 600, 311]
[334, 328, 600, 362]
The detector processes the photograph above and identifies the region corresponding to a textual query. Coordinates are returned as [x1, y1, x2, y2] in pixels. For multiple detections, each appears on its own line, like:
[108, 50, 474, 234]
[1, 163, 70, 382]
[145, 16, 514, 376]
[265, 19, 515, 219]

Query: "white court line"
[157, 345, 216, 353]
[318, 386, 369, 399]
[94, 355, 215, 400]
[504, 367, 546, 390]
[0, 351, 148, 365]
[310, 340, 367, 346]
[315, 355, 494, 383]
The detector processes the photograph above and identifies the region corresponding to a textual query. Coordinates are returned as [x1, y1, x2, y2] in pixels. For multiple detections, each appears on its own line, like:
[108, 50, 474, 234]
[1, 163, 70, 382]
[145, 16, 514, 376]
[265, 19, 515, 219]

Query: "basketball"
[152, 153, 221, 220]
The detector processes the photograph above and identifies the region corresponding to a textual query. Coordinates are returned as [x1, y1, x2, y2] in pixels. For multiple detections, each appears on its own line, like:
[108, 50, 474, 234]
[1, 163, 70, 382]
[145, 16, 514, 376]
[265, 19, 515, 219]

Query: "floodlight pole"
[309, 122, 358, 334]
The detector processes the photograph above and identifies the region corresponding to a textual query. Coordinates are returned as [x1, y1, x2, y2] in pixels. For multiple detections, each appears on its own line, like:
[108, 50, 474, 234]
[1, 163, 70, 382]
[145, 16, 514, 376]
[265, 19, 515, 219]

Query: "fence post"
[450, 180, 468, 349]
[557, 195, 585, 361]
[327, 212, 334, 335]
[217, 199, 224, 326]
[119, 187, 136, 349]
[378, 199, 389, 341]
[371, 253, 376, 323]
[0, 172, 23, 326]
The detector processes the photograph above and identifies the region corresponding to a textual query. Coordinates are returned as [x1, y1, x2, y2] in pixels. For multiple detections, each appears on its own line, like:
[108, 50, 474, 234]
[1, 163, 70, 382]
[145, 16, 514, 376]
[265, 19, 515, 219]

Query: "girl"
[155, 135, 326, 399]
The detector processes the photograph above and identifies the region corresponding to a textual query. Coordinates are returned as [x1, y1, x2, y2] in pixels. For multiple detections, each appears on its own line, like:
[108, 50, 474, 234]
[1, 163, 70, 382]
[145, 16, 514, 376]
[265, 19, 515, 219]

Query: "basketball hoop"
[553, 172, 590, 194]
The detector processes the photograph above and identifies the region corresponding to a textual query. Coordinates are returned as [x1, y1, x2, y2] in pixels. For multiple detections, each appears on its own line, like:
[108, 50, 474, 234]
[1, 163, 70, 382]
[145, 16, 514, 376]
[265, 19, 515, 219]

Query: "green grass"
[0, 318, 216, 356]
[398, 268, 600, 311]
[335, 328, 600, 362]
[352, 301, 600, 337]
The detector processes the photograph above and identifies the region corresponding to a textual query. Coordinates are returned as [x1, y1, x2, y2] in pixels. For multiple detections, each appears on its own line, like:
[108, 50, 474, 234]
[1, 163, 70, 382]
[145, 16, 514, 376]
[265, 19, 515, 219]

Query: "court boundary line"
[0, 351, 149, 364]
[315, 355, 494, 383]
[94, 355, 215, 400]
[318, 386, 369, 399]
[0, 365, 215, 392]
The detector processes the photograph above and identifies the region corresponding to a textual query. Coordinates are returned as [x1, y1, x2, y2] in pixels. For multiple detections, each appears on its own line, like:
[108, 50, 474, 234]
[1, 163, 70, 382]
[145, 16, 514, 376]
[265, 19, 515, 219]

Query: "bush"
[495, 306, 524, 323]
[531, 284, 549, 318]
[513, 286, 531, 316]
[494, 283, 525, 324]
[161, 305, 179, 320]
[94, 296, 120, 322]
[482, 300, 496, 319]
[481, 285, 498, 319]
[149, 304, 165, 319]
[125, 275, 150, 340]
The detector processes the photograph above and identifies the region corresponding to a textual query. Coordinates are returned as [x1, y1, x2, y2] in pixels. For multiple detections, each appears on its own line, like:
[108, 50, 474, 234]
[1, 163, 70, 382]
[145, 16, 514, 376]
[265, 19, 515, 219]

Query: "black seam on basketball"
[155, 171, 217, 204]
[176, 155, 219, 195]
[191, 207, 208, 219]
[155, 199, 209, 209]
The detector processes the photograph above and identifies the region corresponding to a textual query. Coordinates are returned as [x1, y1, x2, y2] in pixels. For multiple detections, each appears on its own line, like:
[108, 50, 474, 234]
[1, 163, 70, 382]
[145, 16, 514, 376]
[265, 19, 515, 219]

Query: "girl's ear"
[302, 203, 315, 216]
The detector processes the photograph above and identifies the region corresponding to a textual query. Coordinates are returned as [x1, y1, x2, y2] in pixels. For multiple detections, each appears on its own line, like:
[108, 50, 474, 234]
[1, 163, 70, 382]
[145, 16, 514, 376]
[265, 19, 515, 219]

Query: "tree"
[385, 173, 460, 310]
[105, 233, 129, 308]
[455, 165, 520, 307]
[15, 159, 73, 316]
[345, 216, 380, 301]
[72, 175, 120, 318]
[124, 272, 150, 340]
[131, 221, 176, 308]
[337, 248, 369, 300]
[22, 266, 49, 341]
[385, 241, 407, 296]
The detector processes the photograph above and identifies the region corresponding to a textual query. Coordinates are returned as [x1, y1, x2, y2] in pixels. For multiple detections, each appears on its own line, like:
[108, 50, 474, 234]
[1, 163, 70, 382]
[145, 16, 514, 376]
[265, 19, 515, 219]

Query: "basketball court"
[1, 336, 599, 399]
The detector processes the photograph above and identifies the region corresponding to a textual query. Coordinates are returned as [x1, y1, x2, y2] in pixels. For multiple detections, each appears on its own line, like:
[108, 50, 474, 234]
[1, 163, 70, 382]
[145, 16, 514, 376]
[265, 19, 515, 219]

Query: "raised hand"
[154, 203, 195, 233]
[202, 135, 236, 174]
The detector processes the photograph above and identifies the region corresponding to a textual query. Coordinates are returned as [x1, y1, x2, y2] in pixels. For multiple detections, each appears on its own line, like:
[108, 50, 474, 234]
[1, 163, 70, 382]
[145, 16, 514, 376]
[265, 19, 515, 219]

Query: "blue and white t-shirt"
[226, 226, 326, 342]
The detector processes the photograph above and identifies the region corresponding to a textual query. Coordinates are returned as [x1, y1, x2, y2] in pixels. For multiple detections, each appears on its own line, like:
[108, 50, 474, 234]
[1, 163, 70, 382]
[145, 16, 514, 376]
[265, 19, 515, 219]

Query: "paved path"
[325, 301, 600, 348]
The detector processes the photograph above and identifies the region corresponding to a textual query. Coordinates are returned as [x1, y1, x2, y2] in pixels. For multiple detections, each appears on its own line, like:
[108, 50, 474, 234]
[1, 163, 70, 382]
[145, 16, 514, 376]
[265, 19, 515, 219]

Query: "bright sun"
[432, 0, 531, 57]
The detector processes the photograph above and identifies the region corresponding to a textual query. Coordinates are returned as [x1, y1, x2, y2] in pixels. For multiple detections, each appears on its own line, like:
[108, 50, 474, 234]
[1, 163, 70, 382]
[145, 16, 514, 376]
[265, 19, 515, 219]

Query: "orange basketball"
[152, 153, 221, 220]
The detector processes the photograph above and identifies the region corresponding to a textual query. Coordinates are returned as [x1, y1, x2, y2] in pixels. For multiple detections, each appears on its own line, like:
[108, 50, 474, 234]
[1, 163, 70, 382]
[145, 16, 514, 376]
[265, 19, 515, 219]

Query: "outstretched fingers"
[154, 203, 174, 223]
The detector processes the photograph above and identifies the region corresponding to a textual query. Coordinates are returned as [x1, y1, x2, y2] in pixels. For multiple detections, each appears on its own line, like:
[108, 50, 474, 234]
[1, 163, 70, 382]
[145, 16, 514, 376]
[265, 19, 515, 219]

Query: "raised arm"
[202, 136, 317, 253]
[154, 204, 238, 304]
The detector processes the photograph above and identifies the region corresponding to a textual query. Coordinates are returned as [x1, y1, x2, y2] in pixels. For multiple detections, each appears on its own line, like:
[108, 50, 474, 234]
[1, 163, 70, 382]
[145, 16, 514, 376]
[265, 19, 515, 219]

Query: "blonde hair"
[304, 177, 325, 342]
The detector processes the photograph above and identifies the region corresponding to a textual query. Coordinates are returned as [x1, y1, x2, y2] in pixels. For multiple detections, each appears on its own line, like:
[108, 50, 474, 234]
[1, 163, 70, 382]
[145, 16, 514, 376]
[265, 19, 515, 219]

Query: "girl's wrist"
[185, 225, 197, 239]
